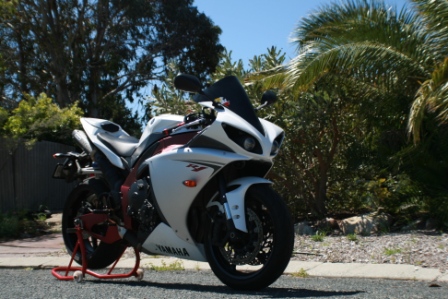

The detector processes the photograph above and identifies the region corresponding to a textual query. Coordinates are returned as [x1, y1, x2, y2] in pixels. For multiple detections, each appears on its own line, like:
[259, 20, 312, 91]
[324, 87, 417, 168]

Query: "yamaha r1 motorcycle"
[52, 74, 294, 290]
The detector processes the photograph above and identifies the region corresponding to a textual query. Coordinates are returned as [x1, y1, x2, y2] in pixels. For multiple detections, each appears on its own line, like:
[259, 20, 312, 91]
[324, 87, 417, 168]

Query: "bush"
[0, 214, 20, 238]
[0, 211, 49, 239]
[3, 93, 83, 145]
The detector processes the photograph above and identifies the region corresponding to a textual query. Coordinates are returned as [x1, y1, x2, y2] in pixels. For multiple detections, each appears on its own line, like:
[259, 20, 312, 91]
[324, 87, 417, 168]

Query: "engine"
[127, 177, 160, 241]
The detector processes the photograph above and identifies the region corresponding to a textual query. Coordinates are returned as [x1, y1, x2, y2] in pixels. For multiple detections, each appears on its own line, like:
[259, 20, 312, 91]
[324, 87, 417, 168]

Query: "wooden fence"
[0, 140, 77, 213]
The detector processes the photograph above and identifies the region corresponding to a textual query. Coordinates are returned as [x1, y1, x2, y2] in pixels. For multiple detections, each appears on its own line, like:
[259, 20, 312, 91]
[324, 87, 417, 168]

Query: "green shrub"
[384, 248, 402, 256]
[0, 211, 49, 239]
[148, 260, 184, 272]
[0, 214, 20, 238]
[346, 233, 358, 242]
[292, 268, 310, 278]
[311, 231, 326, 242]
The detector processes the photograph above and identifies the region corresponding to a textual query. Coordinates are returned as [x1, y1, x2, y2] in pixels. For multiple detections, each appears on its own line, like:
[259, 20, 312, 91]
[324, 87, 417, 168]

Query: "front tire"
[204, 184, 294, 290]
[62, 180, 127, 269]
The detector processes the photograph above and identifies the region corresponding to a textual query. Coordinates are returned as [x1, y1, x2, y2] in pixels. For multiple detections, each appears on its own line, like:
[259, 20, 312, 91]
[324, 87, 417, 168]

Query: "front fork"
[218, 174, 236, 229]
[209, 175, 272, 244]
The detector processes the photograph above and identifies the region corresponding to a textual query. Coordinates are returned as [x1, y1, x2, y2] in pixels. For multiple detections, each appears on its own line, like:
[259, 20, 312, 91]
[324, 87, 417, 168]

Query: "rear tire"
[62, 180, 127, 269]
[204, 184, 294, 290]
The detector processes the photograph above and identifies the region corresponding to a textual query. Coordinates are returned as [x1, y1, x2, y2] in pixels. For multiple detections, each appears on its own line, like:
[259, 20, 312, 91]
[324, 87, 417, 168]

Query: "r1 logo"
[186, 164, 207, 172]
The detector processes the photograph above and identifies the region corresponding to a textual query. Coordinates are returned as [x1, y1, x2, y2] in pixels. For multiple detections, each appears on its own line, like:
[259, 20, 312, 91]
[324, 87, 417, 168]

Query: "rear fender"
[225, 177, 272, 233]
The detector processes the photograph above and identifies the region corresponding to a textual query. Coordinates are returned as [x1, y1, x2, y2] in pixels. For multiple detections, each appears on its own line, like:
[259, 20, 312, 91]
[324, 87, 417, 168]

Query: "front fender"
[225, 177, 272, 232]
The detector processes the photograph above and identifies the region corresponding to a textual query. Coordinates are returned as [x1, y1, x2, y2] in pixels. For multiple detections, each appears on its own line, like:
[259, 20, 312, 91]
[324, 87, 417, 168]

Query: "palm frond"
[408, 57, 448, 142]
[412, 0, 448, 56]
[408, 81, 431, 143]
[293, 0, 427, 54]
[285, 0, 435, 96]
[287, 40, 427, 96]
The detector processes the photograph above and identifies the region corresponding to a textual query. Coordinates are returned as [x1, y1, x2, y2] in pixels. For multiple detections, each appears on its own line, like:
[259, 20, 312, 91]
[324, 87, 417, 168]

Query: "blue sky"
[194, 0, 409, 66]
[132, 0, 410, 114]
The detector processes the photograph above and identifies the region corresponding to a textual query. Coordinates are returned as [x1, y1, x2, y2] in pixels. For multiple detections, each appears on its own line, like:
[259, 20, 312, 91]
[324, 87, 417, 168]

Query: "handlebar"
[171, 117, 207, 134]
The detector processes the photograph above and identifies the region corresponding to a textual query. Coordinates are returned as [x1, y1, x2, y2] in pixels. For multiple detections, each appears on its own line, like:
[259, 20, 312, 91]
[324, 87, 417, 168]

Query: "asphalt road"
[0, 268, 447, 299]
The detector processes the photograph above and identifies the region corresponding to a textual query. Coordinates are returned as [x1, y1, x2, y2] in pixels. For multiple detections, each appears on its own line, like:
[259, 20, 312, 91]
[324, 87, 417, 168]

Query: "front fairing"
[192, 76, 284, 160]
[194, 76, 265, 135]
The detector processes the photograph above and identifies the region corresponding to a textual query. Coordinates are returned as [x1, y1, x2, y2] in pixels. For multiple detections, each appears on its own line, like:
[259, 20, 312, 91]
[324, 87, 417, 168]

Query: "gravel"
[292, 230, 448, 273]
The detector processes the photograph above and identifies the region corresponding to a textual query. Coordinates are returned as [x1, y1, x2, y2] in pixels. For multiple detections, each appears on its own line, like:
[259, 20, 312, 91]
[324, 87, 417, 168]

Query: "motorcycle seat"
[97, 132, 139, 157]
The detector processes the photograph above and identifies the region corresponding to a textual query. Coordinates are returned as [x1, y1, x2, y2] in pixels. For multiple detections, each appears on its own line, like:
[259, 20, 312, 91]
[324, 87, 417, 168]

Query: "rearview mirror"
[255, 90, 278, 111]
[260, 90, 277, 106]
[174, 74, 202, 93]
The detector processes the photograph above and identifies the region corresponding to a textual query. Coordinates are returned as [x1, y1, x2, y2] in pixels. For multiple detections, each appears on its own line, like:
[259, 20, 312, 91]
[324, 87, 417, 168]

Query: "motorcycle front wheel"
[62, 181, 127, 269]
[204, 184, 294, 291]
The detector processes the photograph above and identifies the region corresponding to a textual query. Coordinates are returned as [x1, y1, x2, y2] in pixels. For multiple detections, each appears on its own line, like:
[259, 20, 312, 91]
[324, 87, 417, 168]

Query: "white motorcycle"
[52, 74, 294, 290]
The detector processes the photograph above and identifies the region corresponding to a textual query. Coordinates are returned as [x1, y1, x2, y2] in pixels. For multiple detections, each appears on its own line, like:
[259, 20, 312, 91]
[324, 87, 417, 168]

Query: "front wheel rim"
[208, 199, 275, 276]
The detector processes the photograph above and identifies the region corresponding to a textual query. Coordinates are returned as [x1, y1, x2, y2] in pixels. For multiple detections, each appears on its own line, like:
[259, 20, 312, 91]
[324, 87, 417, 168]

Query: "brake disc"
[219, 208, 264, 265]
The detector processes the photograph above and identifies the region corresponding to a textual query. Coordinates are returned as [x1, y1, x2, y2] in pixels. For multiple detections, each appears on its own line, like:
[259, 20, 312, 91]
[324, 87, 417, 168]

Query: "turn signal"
[183, 180, 197, 187]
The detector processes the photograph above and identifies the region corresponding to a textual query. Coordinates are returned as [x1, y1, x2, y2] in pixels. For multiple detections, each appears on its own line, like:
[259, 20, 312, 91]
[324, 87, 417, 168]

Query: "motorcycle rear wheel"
[62, 181, 127, 269]
[204, 184, 294, 291]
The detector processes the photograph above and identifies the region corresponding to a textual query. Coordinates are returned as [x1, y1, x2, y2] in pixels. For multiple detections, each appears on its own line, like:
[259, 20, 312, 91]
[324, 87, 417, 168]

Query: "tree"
[0, 0, 223, 131]
[144, 62, 199, 119]
[0, 0, 16, 110]
[2, 93, 83, 146]
[0, 106, 7, 131]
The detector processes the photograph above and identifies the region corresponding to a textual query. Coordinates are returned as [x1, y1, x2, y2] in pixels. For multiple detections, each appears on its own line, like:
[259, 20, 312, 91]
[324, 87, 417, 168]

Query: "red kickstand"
[51, 225, 144, 282]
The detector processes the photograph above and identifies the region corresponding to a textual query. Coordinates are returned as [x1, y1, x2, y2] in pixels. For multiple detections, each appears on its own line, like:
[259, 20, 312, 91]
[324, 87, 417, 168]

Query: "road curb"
[0, 256, 446, 283]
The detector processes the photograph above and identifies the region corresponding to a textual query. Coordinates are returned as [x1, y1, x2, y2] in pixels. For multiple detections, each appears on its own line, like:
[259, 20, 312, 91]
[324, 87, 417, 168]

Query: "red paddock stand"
[51, 225, 144, 283]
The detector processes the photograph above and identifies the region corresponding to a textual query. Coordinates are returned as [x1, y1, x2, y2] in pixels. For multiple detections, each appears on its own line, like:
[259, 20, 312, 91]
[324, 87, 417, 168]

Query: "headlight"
[243, 137, 256, 151]
[271, 140, 280, 155]
[222, 124, 262, 154]
[271, 133, 284, 155]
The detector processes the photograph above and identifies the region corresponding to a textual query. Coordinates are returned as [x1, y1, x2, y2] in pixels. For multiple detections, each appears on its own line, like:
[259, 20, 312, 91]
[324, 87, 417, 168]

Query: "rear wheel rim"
[64, 191, 103, 260]
[62, 184, 127, 269]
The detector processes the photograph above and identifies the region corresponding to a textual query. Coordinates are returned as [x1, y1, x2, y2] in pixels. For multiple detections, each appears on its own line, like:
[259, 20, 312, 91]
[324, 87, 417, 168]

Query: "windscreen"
[194, 76, 265, 135]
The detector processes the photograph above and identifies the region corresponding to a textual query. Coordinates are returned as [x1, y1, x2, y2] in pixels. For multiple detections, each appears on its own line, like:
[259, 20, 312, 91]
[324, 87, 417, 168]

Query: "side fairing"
[142, 223, 207, 261]
[148, 146, 250, 243]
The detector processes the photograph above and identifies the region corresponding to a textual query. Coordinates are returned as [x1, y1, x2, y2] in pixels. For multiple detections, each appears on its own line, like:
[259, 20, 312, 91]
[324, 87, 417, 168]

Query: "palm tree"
[285, 0, 448, 143]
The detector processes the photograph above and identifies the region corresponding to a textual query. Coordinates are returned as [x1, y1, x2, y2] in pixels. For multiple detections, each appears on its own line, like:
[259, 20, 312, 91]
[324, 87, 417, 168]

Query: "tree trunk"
[54, 78, 71, 108]
[314, 152, 329, 217]
[313, 117, 341, 217]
